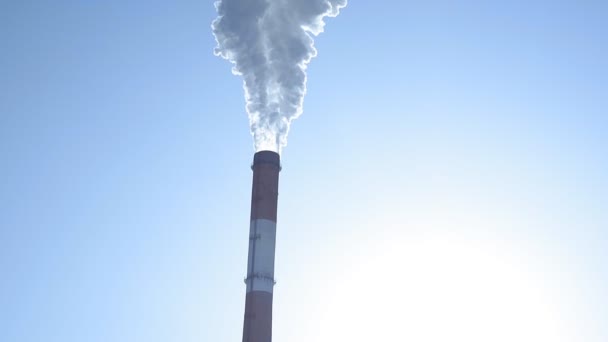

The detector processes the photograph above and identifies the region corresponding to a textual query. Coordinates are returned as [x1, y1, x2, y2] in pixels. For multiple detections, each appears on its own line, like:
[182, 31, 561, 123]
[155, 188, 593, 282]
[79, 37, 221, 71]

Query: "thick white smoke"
[212, 0, 347, 154]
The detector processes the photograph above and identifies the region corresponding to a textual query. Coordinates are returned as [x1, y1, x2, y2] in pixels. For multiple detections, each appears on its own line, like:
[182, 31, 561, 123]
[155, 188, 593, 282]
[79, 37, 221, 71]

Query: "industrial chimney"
[242, 151, 281, 342]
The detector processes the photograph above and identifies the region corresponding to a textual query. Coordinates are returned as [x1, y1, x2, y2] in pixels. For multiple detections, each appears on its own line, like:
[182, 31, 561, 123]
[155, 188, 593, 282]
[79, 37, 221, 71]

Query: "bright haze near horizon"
[1, 1, 607, 342]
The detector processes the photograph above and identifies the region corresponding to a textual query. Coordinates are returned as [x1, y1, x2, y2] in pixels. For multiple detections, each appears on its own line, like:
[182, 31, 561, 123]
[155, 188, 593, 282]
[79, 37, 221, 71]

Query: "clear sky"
[1, 1, 607, 341]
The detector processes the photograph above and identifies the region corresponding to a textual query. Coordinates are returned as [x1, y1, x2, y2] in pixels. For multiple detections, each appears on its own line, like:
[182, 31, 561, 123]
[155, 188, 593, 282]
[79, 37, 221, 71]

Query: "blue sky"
[1, 1, 607, 341]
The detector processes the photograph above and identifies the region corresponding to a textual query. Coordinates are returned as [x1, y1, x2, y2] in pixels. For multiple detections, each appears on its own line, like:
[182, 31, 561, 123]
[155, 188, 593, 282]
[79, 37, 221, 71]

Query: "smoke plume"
[212, 0, 347, 153]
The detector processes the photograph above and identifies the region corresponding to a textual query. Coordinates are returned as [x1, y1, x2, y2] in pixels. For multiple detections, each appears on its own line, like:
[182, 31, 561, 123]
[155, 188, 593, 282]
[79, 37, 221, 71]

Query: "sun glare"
[313, 236, 569, 342]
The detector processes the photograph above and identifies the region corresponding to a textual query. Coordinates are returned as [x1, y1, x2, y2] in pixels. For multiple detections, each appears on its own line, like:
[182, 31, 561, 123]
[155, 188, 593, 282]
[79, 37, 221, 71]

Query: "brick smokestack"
[243, 151, 280, 342]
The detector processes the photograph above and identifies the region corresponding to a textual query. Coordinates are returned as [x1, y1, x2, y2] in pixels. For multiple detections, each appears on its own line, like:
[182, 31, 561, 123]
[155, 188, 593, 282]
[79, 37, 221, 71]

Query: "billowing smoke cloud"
[212, 0, 347, 153]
